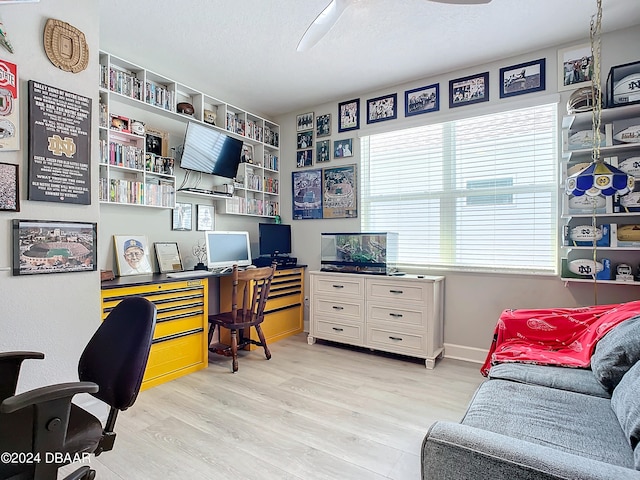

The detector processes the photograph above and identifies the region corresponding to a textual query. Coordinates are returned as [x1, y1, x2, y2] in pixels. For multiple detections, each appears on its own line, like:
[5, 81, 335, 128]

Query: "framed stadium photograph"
[500, 58, 546, 98]
[12, 219, 97, 276]
[558, 43, 593, 91]
[449, 72, 489, 108]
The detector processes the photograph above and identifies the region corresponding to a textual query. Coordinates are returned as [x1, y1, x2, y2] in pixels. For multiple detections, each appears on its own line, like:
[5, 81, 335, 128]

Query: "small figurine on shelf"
[193, 240, 207, 271]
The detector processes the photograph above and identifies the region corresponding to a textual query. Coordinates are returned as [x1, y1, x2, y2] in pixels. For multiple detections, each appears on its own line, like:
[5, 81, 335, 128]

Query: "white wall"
[0, 1, 100, 390]
[276, 25, 640, 362]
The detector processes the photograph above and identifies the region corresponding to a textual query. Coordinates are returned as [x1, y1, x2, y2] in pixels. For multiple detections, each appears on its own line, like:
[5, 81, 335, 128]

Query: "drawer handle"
[332, 306, 344, 310]
[332, 327, 344, 332]
[332, 284, 344, 289]
[389, 313, 403, 318]
[389, 290, 403, 294]
[389, 336, 403, 341]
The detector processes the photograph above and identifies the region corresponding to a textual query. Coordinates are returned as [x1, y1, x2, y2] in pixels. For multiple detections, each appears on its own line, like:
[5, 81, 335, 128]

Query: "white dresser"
[308, 271, 445, 368]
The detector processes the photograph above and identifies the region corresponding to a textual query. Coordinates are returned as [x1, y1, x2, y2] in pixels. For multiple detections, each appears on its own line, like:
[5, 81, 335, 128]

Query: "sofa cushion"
[488, 363, 610, 398]
[612, 360, 640, 467]
[591, 315, 640, 393]
[462, 379, 634, 468]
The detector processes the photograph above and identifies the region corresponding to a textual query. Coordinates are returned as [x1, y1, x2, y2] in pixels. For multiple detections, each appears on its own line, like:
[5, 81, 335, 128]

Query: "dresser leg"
[307, 335, 316, 345]
[425, 357, 435, 369]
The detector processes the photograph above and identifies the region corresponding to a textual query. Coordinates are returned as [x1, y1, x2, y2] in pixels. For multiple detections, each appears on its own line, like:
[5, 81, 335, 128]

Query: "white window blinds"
[361, 103, 558, 274]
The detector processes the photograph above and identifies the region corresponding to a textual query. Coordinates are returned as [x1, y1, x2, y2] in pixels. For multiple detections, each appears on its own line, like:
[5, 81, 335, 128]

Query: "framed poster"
[0, 58, 18, 150]
[292, 169, 323, 220]
[154, 242, 183, 273]
[12, 219, 97, 276]
[196, 204, 215, 231]
[405, 83, 439, 117]
[323, 164, 357, 219]
[449, 72, 489, 108]
[0, 162, 19, 211]
[500, 58, 546, 98]
[172, 202, 192, 231]
[27, 81, 92, 204]
[114, 235, 152, 276]
[558, 43, 592, 91]
[338, 98, 360, 132]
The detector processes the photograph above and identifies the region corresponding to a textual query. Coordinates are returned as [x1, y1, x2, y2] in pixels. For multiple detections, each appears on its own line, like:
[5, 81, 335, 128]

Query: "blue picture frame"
[367, 93, 397, 124]
[500, 58, 546, 99]
[338, 98, 360, 133]
[405, 83, 440, 117]
[449, 72, 489, 108]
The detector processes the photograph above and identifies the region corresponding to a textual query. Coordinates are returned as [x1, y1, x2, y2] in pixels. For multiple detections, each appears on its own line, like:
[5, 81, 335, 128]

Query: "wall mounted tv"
[179, 121, 243, 179]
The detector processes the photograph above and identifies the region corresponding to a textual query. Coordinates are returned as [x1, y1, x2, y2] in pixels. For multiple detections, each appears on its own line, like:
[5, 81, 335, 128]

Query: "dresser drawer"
[367, 326, 425, 355]
[367, 304, 425, 327]
[314, 318, 363, 344]
[366, 280, 427, 303]
[143, 329, 205, 386]
[313, 276, 364, 297]
[314, 297, 364, 321]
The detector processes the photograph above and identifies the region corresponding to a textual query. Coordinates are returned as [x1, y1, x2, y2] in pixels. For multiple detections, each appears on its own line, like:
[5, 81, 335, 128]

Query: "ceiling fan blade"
[297, 0, 352, 52]
[428, 0, 491, 4]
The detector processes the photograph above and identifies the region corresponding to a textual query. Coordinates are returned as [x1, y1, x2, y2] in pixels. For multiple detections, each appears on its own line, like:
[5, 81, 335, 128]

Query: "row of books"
[99, 177, 175, 207]
[107, 65, 143, 101]
[263, 153, 279, 171]
[146, 80, 173, 111]
[263, 177, 279, 194]
[226, 113, 245, 135]
[101, 140, 145, 169]
[224, 197, 279, 216]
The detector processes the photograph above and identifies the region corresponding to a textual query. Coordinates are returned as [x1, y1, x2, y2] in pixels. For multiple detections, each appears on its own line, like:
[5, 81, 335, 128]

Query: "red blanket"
[480, 300, 640, 376]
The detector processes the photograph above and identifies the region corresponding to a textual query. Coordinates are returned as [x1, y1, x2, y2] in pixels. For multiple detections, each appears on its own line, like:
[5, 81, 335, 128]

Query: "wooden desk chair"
[208, 263, 276, 372]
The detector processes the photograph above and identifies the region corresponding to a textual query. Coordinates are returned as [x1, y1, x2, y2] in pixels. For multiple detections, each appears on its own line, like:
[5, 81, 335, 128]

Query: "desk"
[101, 274, 210, 390]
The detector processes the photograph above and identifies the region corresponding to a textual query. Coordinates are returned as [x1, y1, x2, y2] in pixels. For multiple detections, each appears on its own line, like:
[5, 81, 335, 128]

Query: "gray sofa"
[422, 315, 640, 480]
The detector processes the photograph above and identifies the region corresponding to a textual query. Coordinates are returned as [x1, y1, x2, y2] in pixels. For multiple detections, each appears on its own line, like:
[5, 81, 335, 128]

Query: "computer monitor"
[258, 223, 292, 256]
[204, 231, 252, 269]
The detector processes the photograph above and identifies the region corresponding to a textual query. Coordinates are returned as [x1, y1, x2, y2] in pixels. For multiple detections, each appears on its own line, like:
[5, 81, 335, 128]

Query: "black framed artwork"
[338, 98, 360, 132]
[500, 58, 546, 98]
[449, 72, 489, 108]
[405, 83, 439, 117]
[367, 93, 397, 124]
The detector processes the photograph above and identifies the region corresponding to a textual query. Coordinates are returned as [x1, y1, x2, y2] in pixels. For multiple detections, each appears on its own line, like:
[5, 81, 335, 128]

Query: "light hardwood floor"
[61, 334, 485, 479]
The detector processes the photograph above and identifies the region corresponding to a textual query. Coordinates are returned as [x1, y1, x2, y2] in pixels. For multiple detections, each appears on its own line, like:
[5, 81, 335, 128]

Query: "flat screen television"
[180, 121, 243, 179]
[204, 231, 252, 269]
[258, 223, 292, 256]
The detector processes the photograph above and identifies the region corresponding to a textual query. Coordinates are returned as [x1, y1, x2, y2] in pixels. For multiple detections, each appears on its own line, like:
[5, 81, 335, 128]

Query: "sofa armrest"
[422, 421, 639, 480]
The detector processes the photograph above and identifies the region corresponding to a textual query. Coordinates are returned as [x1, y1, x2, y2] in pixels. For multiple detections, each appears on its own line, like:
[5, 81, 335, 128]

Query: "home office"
[2, 0, 640, 479]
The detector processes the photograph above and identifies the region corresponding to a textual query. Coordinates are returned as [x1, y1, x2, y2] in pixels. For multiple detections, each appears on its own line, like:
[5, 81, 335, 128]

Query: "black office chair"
[0, 296, 157, 480]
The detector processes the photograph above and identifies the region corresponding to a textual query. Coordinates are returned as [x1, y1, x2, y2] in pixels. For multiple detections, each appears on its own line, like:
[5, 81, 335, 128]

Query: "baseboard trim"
[443, 343, 488, 364]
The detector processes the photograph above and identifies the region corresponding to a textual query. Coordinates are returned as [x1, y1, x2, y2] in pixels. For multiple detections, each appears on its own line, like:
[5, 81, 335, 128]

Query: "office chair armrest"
[0, 351, 45, 402]
[0, 381, 99, 414]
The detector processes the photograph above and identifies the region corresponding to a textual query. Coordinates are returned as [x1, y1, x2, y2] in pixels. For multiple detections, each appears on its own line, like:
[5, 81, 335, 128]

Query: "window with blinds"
[360, 103, 558, 274]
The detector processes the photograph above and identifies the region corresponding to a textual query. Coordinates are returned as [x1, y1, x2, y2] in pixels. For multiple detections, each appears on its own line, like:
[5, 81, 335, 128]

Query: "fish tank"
[320, 232, 398, 275]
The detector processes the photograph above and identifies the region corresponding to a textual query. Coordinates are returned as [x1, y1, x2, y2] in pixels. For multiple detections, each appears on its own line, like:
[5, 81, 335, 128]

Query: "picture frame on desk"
[114, 235, 153, 276]
[154, 242, 183, 273]
[12, 219, 97, 276]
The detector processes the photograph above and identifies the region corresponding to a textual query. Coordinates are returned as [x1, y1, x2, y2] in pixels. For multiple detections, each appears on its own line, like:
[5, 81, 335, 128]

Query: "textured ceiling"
[98, 0, 640, 118]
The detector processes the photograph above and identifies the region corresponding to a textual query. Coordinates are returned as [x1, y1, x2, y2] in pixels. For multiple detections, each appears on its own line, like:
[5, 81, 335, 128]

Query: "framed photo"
[449, 72, 489, 108]
[196, 204, 215, 231]
[367, 93, 397, 124]
[12, 220, 97, 276]
[292, 169, 323, 220]
[338, 98, 360, 132]
[500, 59, 546, 98]
[405, 83, 439, 117]
[114, 235, 152, 276]
[241, 143, 253, 164]
[154, 242, 183, 273]
[0, 58, 19, 151]
[558, 43, 593, 91]
[296, 130, 313, 150]
[296, 149, 313, 168]
[0, 162, 19, 211]
[145, 127, 169, 157]
[296, 112, 314, 132]
[172, 202, 192, 231]
[333, 139, 353, 158]
[316, 113, 331, 137]
[323, 164, 358, 219]
[316, 140, 330, 163]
